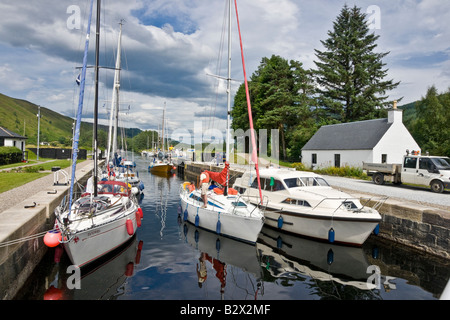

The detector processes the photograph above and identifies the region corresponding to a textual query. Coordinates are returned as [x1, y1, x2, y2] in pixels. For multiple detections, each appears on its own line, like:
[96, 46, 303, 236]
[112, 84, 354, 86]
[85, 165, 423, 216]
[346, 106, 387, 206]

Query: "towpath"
[0, 160, 94, 214]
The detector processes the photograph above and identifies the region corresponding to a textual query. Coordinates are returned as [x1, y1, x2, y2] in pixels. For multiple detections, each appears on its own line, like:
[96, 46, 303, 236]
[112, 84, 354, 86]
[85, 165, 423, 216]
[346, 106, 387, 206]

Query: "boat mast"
[68, 0, 95, 212]
[162, 102, 166, 152]
[93, 0, 101, 197]
[234, 0, 263, 204]
[112, 21, 123, 160]
[106, 21, 123, 165]
[224, 0, 232, 195]
[226, 0, 232, 166]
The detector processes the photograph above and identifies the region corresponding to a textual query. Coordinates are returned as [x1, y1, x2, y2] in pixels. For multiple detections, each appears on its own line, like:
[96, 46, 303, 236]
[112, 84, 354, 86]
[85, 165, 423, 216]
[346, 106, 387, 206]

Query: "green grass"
[0, 172, 48, 193]
[0, 159, 82, 194]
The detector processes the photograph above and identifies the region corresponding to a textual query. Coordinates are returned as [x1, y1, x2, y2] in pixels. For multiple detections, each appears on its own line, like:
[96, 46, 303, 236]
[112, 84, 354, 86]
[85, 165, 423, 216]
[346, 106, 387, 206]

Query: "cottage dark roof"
[0, 126, 27, 139]
[302, 118, 391, 151]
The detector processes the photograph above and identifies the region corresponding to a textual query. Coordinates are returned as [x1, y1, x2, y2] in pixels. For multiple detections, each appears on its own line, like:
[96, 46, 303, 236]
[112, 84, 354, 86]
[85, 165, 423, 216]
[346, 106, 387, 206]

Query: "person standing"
[199, 171, 210, 208]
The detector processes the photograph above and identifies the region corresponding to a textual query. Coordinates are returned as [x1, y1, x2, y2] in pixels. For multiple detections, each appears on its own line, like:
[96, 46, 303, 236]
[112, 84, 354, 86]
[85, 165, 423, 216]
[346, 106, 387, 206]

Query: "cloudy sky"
[1, 0, 449, 141]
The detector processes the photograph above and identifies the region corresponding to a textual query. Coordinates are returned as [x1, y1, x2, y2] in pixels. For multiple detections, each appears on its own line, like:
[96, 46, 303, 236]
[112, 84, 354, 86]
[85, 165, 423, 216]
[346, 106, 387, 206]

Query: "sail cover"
[205, 162, 229, 186]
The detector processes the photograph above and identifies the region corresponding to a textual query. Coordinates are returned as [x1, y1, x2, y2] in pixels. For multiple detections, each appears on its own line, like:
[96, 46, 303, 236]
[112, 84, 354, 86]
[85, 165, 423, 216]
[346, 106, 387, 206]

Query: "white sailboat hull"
[61, 211, 138, 267]
[179, 188, 264, 244]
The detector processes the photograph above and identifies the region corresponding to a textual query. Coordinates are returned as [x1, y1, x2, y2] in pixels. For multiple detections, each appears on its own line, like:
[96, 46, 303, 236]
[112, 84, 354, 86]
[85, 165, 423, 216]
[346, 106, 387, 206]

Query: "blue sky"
[0, 0, 449, 138]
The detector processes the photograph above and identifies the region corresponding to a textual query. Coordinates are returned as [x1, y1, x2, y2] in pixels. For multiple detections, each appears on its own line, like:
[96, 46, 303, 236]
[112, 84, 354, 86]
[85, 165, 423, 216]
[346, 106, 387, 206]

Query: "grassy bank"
[0, 155, 77, 194]
[0, 172, 49, 193]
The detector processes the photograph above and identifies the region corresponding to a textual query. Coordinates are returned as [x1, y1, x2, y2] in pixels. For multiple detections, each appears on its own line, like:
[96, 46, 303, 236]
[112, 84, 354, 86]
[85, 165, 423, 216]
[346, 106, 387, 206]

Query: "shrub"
[0, 146, 23, 165]
[292, 162, 310, 171]
[315, 165, 367, 179]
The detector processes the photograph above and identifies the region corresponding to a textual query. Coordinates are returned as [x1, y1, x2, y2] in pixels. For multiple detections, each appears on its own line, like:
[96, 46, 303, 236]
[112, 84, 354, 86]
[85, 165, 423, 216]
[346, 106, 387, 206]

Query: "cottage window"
[334, 154, 341, 168]
[312, 153, 317, 164]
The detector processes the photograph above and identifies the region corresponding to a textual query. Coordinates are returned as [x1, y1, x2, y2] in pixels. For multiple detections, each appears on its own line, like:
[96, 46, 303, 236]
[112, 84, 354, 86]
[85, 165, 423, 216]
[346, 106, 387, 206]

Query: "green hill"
[0, 93, 142, 149]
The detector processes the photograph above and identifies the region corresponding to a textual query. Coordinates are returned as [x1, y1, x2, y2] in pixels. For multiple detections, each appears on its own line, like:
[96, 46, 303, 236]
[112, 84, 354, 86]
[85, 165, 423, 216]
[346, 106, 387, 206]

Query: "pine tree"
[412, 86, 450, 156]
[231, 55, 315, 160]
[314, 5, 400, 122]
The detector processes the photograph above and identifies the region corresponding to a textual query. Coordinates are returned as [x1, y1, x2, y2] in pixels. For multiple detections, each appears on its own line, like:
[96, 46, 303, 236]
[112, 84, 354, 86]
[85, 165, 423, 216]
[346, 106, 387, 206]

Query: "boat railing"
[180, 184, 266, 217]
[359, 196, 389, 212]
[233, 193, 268, 217]
[312, 195, 388, 213]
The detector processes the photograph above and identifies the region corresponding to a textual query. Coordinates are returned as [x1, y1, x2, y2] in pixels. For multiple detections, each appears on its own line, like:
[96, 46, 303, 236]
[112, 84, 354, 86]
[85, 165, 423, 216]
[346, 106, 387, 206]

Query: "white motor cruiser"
[234, 167, 384, 246]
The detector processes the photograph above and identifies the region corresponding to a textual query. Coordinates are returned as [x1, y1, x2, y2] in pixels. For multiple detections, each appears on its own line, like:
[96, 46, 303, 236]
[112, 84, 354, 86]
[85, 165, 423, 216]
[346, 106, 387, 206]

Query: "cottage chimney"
[388, 100, 402, 124]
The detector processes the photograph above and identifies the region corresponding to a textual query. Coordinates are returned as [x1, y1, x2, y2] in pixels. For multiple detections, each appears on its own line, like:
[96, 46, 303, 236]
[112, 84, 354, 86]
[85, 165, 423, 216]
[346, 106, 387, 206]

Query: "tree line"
[230, 4, 450, 160]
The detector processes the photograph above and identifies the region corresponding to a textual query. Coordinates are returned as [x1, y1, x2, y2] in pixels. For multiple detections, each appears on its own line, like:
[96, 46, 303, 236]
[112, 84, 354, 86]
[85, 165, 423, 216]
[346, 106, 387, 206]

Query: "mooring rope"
[0, 229, 57, 248]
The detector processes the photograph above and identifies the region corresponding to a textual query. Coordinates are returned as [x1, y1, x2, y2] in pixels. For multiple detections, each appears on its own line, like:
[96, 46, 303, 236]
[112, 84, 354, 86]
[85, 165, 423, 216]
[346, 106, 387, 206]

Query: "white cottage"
[301, 103, 420, 169]
[0, 126, 27, 154]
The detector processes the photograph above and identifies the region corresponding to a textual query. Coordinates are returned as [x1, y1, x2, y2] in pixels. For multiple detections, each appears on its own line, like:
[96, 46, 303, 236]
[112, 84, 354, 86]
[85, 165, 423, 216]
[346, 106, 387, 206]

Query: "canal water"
[14, 154, 450, 301]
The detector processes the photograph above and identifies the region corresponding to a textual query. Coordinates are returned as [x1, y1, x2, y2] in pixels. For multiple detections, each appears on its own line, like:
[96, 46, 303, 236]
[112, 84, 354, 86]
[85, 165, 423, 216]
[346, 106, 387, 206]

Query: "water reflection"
[39, 237, 143, 300]
[182, 222, 263, 299]
[258, 226, 381, 299]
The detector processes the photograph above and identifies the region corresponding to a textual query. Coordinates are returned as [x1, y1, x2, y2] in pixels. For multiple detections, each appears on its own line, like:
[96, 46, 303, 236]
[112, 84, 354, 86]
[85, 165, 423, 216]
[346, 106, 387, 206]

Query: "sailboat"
[179, 0, 265, 244]
[148, 102, 175, 175]
[44, 0, 142, 268]
[103, 22, 144, 196]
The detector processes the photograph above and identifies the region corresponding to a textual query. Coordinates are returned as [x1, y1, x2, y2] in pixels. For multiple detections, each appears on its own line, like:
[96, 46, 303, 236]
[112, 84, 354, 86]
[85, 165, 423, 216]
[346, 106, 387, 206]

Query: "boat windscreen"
[284, 177, 330, 187]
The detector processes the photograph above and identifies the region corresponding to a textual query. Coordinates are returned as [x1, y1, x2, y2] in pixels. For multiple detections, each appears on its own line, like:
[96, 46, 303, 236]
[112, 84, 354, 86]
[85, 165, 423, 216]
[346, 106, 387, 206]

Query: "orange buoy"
[136, 211, 142, 227]
[126, 219, 134, 236]
[137, 207, 143, 219]
[44, 230, 62, 248]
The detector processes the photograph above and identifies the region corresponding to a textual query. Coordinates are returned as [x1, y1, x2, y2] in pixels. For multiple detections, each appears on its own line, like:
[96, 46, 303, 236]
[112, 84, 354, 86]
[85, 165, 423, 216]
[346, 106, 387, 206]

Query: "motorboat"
[233, 167, 384, 246]
[179, 163, 265, 244]
[148, 151, 175, 175]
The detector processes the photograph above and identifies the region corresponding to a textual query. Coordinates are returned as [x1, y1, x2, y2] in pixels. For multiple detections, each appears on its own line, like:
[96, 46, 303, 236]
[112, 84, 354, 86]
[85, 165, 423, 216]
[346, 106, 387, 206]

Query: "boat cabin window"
[281, 198, 311, 207]
[342, 201, 357, 209]
[232, 201, 247, 208]
[189, 193, 203, 203]
[236, 187, 246, 194]
[284, 177, 329, 187]
[251, 177, 285, 191]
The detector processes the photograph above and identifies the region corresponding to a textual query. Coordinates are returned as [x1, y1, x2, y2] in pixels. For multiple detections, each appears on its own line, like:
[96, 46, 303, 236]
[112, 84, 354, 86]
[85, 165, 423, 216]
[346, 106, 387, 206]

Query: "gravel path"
[0, 160, 94, 214]
[323, 175, 450, 209]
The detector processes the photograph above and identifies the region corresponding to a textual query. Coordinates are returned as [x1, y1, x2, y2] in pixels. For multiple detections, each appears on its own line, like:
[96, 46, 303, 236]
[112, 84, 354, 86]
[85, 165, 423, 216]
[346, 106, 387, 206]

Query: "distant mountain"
[0, 93, 141, 148]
